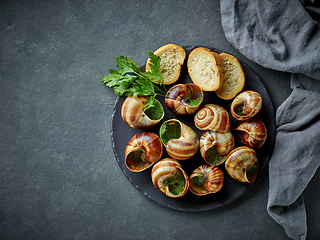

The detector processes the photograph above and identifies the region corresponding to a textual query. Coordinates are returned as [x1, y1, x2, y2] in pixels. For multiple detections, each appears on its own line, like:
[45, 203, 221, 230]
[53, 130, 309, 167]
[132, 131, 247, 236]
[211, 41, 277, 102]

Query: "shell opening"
[160, 121, 181, 146]
[189, 172, 208, 194]
[246, 162, 258, 183]
[126, 149, 147, 170]
[233, 103, 245, 116]
[144, 99, 164, 120]
[182, 85, 203, 107]
[233, 130, 245, 143]
[162, 168, 186, 196]
[205, 146, 227, 166]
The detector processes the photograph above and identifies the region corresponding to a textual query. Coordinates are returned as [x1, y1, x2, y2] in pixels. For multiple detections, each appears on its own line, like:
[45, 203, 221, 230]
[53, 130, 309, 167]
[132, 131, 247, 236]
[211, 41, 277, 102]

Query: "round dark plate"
[111, 46, 276, 211]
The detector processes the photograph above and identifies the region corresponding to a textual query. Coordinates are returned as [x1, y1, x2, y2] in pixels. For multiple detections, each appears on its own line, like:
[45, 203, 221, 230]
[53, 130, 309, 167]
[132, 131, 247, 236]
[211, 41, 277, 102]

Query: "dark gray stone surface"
[0, 0, 319, 239]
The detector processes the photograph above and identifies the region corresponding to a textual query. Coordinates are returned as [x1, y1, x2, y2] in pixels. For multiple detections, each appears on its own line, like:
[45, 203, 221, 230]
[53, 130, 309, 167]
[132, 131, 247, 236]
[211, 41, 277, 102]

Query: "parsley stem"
[153, 84, 166, 96]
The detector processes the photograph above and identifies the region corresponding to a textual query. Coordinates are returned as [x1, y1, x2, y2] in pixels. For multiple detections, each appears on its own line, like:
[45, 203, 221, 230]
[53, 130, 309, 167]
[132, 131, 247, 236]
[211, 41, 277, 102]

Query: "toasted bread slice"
[146, 44, 186, 85]
[215, 53, 245, 100]
[187, 47, 224, 91]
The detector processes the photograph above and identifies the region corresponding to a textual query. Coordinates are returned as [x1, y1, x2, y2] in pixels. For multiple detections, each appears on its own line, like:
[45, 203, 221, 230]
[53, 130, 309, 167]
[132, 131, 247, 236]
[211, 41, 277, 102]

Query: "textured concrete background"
[1, 0, 319, 239]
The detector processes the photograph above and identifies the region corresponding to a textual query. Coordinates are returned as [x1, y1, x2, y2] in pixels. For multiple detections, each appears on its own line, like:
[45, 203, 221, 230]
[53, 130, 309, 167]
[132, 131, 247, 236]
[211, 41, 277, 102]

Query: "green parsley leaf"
[144, 52, 162, 81]
[102, 52, 166, 109]
[116, 56, 141, 75]
[144, 95, 156, 110]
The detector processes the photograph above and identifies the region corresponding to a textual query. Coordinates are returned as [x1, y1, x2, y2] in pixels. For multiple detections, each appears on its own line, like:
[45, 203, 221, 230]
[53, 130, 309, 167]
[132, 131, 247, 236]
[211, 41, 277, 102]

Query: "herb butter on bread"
[187, 47, 224, 91]
[215, 53, 245, 100]
[146, 44, 186, 85]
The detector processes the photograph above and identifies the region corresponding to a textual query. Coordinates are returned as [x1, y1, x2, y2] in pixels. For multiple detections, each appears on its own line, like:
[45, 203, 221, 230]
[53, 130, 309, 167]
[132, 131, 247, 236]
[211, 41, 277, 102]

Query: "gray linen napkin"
[220, 1, 320, 239]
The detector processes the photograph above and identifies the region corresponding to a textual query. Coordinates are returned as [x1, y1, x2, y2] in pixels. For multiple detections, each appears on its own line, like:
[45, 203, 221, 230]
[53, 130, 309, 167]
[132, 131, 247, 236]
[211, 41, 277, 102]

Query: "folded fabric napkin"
[220, 1, 320, 239]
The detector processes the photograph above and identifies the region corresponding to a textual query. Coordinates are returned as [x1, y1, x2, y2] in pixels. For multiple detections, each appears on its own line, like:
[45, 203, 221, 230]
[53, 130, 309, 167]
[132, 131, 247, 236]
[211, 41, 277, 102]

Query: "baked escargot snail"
[234, 118, 267, 149]
[189, 164, 224, 196]
[159, 119, 199, 160]
[225, 146, 259, 183]
[165, 83, 204, 115]
[230, 90, 262, 121]
[200, 131, 234, 166]
[194, 104, 231, 132]
[151, 158, 189, 198]
[121, 95, 164, 129]
[125, 132, 163, 172]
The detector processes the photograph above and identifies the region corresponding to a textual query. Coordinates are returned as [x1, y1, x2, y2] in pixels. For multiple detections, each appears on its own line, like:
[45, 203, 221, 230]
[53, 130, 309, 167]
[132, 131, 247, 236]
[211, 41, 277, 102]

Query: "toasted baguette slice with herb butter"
[187, 47, 224, 91]
[215, 53, 246, 100]
[146, 44, 186, 85]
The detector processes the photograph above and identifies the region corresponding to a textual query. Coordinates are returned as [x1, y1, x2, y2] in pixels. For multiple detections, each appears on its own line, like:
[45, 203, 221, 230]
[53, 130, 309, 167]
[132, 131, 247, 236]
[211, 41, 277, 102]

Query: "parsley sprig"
[102, 52, 166, 109]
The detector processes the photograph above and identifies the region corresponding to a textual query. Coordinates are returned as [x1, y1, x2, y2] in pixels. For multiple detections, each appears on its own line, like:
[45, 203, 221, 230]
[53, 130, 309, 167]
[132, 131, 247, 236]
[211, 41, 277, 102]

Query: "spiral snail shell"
[189, 164, 224, 196]
[194, 104, 231, 132]
[159, 119, 199, 160]
[125, 132, 163, 172]
[230, 90, 262, 121]
[151, 158, 189, 198]
[165, 83, 204, 115]
[225, 146, 259, 183]
[234, 119, 267, 149]
[121, 95, 164, 129]
[200, 131, 234, 166]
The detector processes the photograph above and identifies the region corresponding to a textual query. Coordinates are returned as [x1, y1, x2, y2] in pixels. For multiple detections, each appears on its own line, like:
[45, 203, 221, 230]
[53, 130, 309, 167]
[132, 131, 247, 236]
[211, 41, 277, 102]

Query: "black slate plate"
[111, 46, 276, 211]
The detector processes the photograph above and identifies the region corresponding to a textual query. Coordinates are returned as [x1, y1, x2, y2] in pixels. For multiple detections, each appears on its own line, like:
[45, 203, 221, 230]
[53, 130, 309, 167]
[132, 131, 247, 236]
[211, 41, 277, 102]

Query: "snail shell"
[234, 119, 267, 149]
[121, 95, 164, 129]
[151, 158, 189, 198]
[125, 132, 163, 172]
[189, 164, 224, 196]
[165, 83, 204, 115]
[230, 90, 262, 121]
[194, 104, 231, 132]
[200, 131, 234, 166]
[225, 146, 259, 183]
[159, 119, 199, 160]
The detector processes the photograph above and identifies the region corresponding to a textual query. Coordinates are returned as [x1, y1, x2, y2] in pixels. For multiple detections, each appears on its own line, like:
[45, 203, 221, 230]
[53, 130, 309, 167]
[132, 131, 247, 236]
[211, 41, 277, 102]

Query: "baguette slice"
[146, 44, 186, 85]
[215, 53, 245, 100]
[187, 47, 224, 91]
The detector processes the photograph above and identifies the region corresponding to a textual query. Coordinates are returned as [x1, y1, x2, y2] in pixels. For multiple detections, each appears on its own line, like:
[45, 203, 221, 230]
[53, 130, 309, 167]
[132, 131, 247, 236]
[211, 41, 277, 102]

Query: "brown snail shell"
[125, 132, 163, 172]
[230, 90, 262, 121]
[225, 146, 259, 183]
[165, 83, 204, 115]
[234, 119, 267, 149]
[121, 95, 164, 129]
[151, 158, 189, 198]
[189, 164, 224, 196]
[200, 131, 234, 166]
[194, 104, 231, 132]
[159, 119, 199, 160]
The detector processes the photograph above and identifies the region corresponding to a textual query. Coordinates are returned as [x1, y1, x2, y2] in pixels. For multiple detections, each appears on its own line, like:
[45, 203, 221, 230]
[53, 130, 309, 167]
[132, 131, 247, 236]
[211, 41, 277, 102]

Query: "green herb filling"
[126, 149, 147, 170]
[204, 146, 226, 166]
[183, 97, 202, 106]
[163, 169, 186, 195]
[160, 121, 181, 146]
[144, 100, 163, 120]
[190, 172, 207, 194]
[234, 104, 245, 116]
[246, 162, 258, 181]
